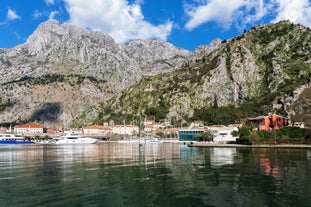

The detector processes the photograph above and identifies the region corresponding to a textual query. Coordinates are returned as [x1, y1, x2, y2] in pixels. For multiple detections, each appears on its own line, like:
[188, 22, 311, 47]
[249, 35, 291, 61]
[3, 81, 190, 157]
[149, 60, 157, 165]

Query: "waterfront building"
[112, 125, 139, 136]
[83, 125, 112, 135]
[0, 127, 7, 133]
[46, 128, 58, 135]
[178, 129, 204, 141]
[208, 126, 238, 143]
[14, 122, 45, 135]
[144, 124, 155, 133]
[164, 127, 178, 138]
[243, 113, 289, 130]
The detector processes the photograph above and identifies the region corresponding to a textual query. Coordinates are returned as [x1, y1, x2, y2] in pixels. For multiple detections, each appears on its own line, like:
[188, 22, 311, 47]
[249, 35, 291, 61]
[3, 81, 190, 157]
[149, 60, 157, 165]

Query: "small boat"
[145, 138, 164, 143]
[0, 133, 34, 144]
[49, 133, 98, 144]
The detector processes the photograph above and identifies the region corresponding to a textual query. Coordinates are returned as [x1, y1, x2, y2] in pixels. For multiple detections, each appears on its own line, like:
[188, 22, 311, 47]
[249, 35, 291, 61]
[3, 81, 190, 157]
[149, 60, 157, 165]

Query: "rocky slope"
[82, 21, 311, 127]
[1, 20, 310, 128]
[0, 20, 191, 127]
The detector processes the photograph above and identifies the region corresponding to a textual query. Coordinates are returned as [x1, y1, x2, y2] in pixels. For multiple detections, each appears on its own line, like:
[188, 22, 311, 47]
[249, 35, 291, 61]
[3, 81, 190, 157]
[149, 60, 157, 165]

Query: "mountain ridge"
[79, 20, 311, 127]
[0, 20, 310, 128]
[0, 20, 192, 127]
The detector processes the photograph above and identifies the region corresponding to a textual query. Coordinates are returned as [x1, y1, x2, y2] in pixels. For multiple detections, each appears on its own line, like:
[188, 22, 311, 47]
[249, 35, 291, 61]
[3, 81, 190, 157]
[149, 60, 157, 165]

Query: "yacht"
[0, 133, 34, 144]
[49, 133, 98, 144]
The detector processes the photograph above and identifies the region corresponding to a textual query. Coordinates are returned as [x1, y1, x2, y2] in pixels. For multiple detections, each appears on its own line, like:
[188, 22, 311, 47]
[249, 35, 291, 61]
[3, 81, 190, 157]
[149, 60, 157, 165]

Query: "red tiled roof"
[14, 122, 45, 129]
[164, 128, 178, 132]
[83, 125, 112, 130]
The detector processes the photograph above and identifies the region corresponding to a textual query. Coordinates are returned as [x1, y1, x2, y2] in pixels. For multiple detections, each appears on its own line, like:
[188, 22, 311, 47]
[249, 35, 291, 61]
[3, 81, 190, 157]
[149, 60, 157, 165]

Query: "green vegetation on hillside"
[75, 21, 311, 127]
[2, 74, 107, 87]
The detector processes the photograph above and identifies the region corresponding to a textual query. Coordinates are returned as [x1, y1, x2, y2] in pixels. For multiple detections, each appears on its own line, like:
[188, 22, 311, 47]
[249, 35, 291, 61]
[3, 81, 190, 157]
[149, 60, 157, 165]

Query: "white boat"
[0, 133, 34, 144]
[145, 138, 164, 143]
[49, 133, 98, 144]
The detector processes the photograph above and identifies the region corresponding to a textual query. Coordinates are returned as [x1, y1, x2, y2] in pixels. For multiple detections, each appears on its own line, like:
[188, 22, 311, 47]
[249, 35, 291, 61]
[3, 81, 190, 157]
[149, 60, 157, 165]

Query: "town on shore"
[0, 112, 307, 144]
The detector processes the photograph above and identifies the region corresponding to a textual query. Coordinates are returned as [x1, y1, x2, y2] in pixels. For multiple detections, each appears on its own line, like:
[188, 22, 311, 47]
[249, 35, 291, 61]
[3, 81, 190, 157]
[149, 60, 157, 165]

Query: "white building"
[112, 125, 139, 136]
[14, 122, 45, 135]
[83, 125, 112, 135]
[208, 126, 238, 143]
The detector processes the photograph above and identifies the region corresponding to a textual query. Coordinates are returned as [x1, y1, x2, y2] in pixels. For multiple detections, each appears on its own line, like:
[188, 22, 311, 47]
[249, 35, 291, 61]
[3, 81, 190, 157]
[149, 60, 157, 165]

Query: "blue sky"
[1, 0, 311, 51]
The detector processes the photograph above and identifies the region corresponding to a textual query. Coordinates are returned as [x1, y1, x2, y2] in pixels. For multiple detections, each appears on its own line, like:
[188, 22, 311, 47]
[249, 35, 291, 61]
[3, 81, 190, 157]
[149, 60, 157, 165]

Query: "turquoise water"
[0, 143, 311, 207]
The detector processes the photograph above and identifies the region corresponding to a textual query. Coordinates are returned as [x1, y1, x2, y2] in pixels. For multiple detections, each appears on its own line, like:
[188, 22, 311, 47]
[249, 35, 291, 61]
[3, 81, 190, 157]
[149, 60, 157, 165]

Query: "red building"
[243, 113, 289, 131]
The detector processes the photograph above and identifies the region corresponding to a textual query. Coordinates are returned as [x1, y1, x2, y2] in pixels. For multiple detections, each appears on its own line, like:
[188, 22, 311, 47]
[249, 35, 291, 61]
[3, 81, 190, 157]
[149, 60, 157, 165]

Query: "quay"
[187, 142, 311, 149]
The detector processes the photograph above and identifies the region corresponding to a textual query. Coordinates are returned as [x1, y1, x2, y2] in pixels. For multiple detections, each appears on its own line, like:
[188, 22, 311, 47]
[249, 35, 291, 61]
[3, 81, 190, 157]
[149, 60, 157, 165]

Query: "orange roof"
[15, 122, 45, 129]
[83, 125, 112, 130]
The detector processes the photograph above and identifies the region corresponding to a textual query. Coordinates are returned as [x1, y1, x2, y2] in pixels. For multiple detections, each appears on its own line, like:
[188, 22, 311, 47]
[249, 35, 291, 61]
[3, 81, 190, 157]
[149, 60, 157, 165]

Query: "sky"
[0, 0, 311, 51]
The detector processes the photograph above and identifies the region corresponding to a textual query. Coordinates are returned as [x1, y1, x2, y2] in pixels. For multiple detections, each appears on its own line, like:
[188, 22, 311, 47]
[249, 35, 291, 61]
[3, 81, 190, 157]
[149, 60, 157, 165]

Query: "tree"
[236, 124, 254, 144]
[195, 130, 214, 142]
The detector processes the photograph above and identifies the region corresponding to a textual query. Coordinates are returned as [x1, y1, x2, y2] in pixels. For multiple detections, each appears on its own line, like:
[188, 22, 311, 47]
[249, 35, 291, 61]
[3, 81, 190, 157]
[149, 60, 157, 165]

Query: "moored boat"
[145, 138, 164, 143]
[0, 133, 34, 144]
[49, 133, 98, 144]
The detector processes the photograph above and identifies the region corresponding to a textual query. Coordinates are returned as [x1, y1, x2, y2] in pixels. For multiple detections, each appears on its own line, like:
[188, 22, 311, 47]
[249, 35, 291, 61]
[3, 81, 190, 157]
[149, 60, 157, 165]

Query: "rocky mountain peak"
[26, 19, 115, 55]
[0, 20, 193, 127]
[194, 38, 224, 57]
[125, 39, 191, 73]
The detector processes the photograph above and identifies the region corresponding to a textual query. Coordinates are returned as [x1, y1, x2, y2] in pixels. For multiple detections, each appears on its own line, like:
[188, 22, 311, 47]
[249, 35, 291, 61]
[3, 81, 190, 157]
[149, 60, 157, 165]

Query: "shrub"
[236, 124, 254, 144]
[278, 126, 307, 139]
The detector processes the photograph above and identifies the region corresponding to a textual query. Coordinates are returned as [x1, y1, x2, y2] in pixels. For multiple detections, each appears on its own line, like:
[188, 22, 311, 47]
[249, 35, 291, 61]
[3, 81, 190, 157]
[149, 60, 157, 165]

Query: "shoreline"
[187, 142, 311, 149]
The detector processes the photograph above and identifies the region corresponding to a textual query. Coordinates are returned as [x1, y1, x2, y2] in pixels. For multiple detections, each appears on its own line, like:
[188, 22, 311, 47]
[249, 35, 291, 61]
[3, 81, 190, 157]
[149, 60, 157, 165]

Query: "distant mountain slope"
[82, 21, 311, 127]
[0, 20, 191, 127]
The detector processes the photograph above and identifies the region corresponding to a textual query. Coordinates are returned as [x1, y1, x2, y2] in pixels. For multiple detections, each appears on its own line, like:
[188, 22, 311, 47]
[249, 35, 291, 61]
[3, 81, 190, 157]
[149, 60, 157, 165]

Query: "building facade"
[208, 126, 238, 143]
[112, 125, 139, 136]
[243, 113, 289, 131]
[14, 122, 45, 135]
[178, 129, 204, 141]
[83, 125, 112, 135]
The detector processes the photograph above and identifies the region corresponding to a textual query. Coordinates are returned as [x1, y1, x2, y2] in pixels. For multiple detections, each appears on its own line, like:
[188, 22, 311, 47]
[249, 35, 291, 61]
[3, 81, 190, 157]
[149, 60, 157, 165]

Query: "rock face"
[1, 20, 310, 127]
[88, 21, 311, 126]
[0, 20, 191, 127]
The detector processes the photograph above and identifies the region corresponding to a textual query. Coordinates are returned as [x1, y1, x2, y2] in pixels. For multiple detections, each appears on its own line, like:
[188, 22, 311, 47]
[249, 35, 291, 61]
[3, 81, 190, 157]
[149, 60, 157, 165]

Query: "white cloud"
[49, 11, 59, 19]
[184, 0, 311, 31]
[243, 0, 270, 24]
[63, 0, 173, 43]
[7, 9, 21, 21]
[0, 9, 21, 25]
[273, 0, 311, 27]
[33, 9, 58, 20]
[184, 0, 246, 30]
[33, 10, 47, 19]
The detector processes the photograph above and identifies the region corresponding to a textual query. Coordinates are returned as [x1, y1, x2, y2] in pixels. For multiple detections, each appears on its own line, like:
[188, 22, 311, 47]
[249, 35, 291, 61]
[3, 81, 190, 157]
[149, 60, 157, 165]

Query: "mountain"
[0, 20, 191, 127]
[0, 20, 310, 128]
[80, 21, 311, 127]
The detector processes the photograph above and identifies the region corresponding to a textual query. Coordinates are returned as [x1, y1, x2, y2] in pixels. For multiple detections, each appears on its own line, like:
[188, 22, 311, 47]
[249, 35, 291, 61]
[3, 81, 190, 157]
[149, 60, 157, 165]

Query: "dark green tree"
[195, 130, 214, 142]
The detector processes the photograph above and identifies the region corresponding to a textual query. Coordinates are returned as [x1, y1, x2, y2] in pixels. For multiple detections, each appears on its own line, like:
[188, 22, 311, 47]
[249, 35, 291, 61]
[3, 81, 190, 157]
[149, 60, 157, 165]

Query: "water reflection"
[0, 144, 311, 207]
[210, 148, 237, 166]
[259, 153, 287, 178]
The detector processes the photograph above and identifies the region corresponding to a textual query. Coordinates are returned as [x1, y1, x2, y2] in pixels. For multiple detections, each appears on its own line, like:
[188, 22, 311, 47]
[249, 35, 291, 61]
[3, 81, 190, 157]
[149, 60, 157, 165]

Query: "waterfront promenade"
[187, 142, 311, 148]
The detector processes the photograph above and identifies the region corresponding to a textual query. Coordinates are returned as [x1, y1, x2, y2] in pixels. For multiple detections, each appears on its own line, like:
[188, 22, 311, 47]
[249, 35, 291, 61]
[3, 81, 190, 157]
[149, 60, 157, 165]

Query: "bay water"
[0, 142, 311, 207]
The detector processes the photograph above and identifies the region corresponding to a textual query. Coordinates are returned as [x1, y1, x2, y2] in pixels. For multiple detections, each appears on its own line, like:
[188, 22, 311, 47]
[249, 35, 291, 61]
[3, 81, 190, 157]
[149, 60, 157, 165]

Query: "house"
[190, 121, 204, 128]
[144, 124, 155, 133]
[243, 113, 289, 131]
[163, 127, 178, 138]
[14, 122, 45, 135]
[208, 126, 238, 143]
[83, 125, 112, 135]
[0, 127, 7, 133]
[112, 125, 139, 136]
